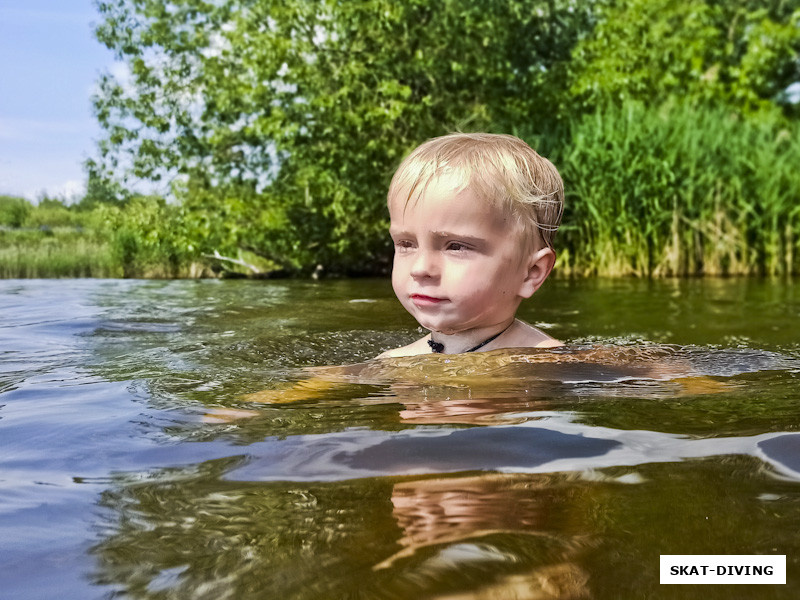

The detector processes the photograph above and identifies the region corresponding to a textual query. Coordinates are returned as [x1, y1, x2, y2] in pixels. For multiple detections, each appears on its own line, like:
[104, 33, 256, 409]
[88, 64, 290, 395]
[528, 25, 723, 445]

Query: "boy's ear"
[518, 247, 555, 299]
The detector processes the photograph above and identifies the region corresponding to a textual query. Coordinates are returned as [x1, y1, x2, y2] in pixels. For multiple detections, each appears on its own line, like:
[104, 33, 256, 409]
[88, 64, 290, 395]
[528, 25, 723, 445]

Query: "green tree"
[91, 0, 595, 274]
[568, 0, 800, 115]
[96, 195, 192, 277]
[25, 197, 83, 228]
[0, 195, 33, 228]
[78, 162, 132, 211]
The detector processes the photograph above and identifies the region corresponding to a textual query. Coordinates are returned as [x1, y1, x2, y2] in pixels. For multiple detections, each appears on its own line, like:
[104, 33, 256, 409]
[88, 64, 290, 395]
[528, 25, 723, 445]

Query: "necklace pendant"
[428, 322, 513, 354]
[427, 339, 445, 353]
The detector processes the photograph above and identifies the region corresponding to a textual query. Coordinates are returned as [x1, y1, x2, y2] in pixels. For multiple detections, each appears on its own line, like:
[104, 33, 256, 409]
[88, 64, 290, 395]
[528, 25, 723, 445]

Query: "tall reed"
[553, 102, 800, 276]
[0, 229, 120, 278]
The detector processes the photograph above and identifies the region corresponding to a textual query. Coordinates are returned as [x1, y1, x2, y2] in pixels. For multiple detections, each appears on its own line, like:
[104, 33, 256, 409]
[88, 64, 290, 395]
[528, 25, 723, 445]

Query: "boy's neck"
[428, 319, 517, 354]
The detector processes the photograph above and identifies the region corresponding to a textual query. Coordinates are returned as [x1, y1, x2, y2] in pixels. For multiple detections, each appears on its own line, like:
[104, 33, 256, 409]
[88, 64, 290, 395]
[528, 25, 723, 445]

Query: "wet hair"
[388, 132, 564, 250]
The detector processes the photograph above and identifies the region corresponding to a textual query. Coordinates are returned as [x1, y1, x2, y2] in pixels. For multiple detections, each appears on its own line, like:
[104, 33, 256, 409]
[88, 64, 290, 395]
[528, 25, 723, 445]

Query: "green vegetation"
[0, 196, 33, 229]
[0, 196, 212, 279]
[0, 228, 117, 279]
[3, 0, 799, 278]
[567, 0, 800, 117]
[553, 102, 800, 276]
[91, 0, 593, 276]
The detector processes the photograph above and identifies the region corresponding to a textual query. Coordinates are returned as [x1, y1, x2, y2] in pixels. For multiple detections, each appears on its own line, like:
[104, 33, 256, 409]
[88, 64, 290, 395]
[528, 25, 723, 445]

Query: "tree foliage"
[89, 0, 800, 277]
[92, 0, 595, 274]
[568, 0, 800, 114]
[0, 196, 32, 228]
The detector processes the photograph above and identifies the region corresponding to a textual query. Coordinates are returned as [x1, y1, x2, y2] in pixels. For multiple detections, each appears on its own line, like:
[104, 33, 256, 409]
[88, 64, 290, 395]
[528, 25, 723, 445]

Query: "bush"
[96, 197, 194, 278]
[0, 196, 32, 228]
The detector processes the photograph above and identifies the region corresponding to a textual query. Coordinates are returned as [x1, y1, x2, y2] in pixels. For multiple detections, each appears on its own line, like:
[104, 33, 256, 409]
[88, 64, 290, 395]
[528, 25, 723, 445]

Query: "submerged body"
[378, 319, 561, 358]
[238, 344, 730, 413]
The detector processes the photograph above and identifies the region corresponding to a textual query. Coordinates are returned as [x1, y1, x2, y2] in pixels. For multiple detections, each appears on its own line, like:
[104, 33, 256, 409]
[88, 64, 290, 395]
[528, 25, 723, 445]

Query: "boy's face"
[389, 175, 532, 335]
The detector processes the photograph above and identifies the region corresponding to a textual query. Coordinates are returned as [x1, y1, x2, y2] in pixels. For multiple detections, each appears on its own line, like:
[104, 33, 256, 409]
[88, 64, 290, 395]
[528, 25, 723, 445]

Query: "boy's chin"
[412, 319, 451, 334]
[415, 315, 515, 336]
[405, 307, 489, 335]
[417, 321, 465, 336]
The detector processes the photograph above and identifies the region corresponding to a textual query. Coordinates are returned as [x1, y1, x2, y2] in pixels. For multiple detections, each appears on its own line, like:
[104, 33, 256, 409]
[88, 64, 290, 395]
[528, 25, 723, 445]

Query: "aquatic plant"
[0, 228, 119, 278]
[553, 101, 800, 277]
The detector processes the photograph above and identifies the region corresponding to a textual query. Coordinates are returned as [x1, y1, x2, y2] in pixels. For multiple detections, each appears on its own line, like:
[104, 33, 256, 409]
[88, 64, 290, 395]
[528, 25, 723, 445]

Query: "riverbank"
[3, 223, 800, 280]
[4, 100, 799, 280]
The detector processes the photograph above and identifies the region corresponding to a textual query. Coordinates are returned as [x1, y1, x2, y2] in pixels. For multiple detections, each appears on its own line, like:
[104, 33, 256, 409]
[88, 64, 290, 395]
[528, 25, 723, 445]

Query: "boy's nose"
[410, 250, 439, 279]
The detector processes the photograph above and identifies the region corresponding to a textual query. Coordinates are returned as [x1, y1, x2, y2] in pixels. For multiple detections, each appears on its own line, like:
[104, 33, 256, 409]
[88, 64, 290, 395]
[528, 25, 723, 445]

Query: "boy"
[378, 132, 564, 358]
[229, 132, 726, 410]
[221, 134, 726, 413]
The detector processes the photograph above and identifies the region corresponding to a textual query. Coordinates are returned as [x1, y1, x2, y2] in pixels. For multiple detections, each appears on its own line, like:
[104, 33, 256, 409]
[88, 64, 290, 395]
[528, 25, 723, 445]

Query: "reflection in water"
[89, 448, 800, 599]
[76, 335, 800, 598]
[90, 462, 395, 599]
[337, 426, 621, 473]
[90, 463, 599, 599]
[381, 474, 593, 599]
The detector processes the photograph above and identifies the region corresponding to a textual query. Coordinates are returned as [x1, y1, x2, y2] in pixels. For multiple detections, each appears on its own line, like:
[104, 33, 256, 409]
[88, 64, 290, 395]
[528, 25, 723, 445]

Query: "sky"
[0, 1, 116, 201]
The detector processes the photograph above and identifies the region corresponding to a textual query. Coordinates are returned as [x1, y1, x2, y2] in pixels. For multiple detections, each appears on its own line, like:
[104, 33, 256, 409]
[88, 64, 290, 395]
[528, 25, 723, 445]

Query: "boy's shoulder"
[376, 320, 562, 359]
[376, 337, 431, 359]
[504, 320, 562, 349]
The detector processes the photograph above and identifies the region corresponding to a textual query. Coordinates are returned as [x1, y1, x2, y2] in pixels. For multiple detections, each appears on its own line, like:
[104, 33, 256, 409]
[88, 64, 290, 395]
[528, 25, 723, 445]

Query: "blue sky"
[0, 1, 116, 201]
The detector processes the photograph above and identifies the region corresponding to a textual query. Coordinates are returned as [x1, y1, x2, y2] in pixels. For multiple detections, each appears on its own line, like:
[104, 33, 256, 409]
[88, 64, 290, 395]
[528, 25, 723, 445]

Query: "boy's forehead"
[388, 183, 539, 252]
[389, 171, 466, 207]
[389, 183, 511, 231]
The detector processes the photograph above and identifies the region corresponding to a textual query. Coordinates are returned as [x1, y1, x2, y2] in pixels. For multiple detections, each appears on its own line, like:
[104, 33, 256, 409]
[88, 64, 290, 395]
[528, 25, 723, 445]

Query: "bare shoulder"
[376, 336, 431, 359]
[502, 319, 563, 349]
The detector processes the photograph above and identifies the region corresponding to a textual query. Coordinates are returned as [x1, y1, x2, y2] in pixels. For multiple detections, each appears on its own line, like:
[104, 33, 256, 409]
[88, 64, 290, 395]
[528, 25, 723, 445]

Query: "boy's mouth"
[410, 294, 446, 306]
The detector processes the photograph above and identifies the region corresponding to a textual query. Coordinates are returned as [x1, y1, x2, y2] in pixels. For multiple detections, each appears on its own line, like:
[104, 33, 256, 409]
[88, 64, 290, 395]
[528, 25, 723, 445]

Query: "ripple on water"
[2, 279, 800, 600]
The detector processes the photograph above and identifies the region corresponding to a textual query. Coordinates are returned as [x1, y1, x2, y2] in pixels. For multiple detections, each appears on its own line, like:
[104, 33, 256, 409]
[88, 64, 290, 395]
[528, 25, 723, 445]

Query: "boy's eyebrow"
[389, 228, 488, 244]
[389, 225, 486, 244]
[430, 230, 486, 243]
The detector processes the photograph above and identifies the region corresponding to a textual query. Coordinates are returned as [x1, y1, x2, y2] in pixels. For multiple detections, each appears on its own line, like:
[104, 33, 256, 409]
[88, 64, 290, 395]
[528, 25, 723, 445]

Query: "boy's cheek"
[391, 272, 406, 298]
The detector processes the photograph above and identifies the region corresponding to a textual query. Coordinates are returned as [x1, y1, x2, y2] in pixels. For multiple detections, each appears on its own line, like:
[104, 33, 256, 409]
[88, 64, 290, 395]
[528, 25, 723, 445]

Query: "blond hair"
[388, 133, 564, 250]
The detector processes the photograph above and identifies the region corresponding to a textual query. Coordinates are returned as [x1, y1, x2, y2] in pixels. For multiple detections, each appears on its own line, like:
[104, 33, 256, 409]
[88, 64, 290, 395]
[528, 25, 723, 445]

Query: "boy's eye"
[394, 240, 415, 250]
[446, 242, 470, 252]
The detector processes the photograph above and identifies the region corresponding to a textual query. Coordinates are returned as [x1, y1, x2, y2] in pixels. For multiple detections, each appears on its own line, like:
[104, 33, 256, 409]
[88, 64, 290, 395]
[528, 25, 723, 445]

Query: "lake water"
[1, 277, 798, 599]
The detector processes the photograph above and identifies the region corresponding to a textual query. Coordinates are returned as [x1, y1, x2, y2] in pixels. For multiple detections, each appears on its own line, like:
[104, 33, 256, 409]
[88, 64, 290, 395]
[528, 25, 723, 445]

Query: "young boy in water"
[228, 133, 725, 409]
[377, 132, 564, 358]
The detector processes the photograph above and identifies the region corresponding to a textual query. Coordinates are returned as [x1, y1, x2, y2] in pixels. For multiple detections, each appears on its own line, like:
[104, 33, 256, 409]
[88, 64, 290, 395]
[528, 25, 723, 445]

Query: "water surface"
[1, 277, 798, 599]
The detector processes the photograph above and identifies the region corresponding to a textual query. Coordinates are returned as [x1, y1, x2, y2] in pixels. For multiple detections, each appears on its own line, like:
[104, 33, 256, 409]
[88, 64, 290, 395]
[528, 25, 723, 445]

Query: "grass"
[0, 229, 120, 278]
[551, 101, 800, 276]
[0, 227, 217, 279]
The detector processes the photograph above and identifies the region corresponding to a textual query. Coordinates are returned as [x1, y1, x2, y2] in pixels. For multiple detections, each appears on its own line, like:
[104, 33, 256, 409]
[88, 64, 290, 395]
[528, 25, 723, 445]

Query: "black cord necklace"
[427, 321, 514, 354]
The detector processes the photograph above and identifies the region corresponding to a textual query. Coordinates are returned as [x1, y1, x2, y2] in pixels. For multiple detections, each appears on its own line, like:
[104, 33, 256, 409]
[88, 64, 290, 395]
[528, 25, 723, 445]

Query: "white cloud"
[28, 179, 86, 203]
[108, 61, 133, 88]
[201, 31, 233, 59]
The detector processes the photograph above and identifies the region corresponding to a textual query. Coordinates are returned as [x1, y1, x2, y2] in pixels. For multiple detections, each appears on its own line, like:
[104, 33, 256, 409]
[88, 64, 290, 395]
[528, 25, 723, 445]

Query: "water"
[1, 277, 798, 599]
